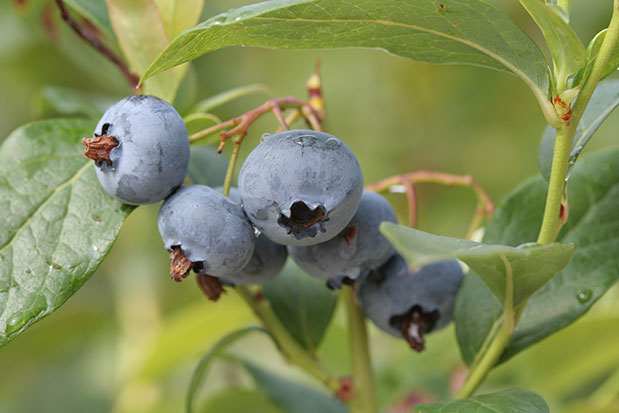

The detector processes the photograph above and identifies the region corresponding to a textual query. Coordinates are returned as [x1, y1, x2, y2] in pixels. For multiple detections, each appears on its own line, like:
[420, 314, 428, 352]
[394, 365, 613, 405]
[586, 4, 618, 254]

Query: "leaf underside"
[0, 118, 133, 347]
[379, 222, 573, 309]
[456, 147, 619, 365]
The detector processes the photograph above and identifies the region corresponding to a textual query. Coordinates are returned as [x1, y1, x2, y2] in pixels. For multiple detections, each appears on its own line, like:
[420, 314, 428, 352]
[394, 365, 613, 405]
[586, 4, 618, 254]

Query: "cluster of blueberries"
[83, 95, 463, 350]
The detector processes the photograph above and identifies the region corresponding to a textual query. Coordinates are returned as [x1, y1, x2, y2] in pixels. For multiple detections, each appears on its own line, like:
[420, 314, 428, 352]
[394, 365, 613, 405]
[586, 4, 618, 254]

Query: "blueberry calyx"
[82, 124, 119, 166]
[277, 201, 328, 238]
[390, 305, 440, 352]
[196, 273, 226, 302]
[169, 245, 192, 282]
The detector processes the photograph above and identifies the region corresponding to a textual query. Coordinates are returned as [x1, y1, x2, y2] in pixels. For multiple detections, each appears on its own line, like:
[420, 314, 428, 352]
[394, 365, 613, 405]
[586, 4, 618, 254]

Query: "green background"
[0, 0, 617, 412]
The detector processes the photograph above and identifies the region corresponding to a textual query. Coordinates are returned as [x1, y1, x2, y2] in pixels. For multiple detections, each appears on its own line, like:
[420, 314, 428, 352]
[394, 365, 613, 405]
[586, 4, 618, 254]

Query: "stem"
[342, 285, 378, 413]
[537, 124, 570, 244]
[456, 255, 515, 398]
[537, 0, 619, 244]
[235, 286, 340, 392]
[367, 171, 495, 238]
[55, 0, 140, 90]
[187, 97, 322, 146]
[222, 142, 241, 197]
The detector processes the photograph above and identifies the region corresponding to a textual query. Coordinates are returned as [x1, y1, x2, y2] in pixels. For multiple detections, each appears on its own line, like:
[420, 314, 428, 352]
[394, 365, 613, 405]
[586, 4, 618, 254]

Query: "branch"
[54, 0, 140, 90]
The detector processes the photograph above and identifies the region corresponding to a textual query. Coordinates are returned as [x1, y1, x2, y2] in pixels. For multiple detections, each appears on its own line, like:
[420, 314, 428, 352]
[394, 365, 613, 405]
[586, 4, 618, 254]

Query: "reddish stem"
[55, 0, 140, 90]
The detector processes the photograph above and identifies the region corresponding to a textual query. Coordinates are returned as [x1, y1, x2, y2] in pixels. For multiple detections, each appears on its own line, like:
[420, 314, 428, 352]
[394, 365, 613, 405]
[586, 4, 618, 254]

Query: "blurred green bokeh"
[0, 0, 617, 412]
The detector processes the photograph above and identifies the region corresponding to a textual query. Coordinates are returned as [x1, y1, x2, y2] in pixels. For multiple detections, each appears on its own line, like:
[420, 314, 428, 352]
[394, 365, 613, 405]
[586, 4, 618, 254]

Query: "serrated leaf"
[36, 85, 114, 120]
[187, 326, 269, 413]
[237, 358, 347, 413]
[456, 147, 619, 364]
[201, 388, 283, 413]
[153, 0, 204, 40]
[519, 0, 585, 91]
[539, 79, 619, 181]
[0, 118, 133, 347]
[188, 84, 270, 115]
[106, 0, 186, 102]
[379, 222, 573, 309]
[415, 389, 549, 413]
[262, 260, 337, 353]
[142, 0, 551, 113]
[186, 145, 228, 187]
[64, 0, 114, 35]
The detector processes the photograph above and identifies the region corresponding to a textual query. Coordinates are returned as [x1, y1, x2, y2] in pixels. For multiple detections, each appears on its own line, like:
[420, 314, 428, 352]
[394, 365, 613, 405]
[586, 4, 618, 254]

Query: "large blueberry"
[216, 187, 288, 285]
[238, 129, 363, 246]
[158, 185, 255, 278]
[288, 191, 396, 284]
[86, 95, 189, 205]
[356, 254, 463, 351]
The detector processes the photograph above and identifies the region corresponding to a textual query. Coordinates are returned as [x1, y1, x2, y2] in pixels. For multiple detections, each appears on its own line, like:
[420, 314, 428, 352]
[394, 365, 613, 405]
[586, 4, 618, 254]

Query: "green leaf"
[456, 147, 619, 364]
[574, 29, 619, 87]
[0, 118, 133, 347]
[379, 222, 573, 309]
[187, 326, 269, 413]
[519, 0, 585, 91]
[64, 0, 114, 35]
[201, 388, 283, 413]
[415, 389, 549, 413]
[35, 86, 114, 120]
[237, 358, 347, 413]
[186, 145, 228, 187]
[106, 0, 185, 102]
[188, 84, 271, 114]
[153, 0, 205, 39]
[262, 260, 337, 353]
[142, 0, 551, 114]
[539, 78, 619, 181]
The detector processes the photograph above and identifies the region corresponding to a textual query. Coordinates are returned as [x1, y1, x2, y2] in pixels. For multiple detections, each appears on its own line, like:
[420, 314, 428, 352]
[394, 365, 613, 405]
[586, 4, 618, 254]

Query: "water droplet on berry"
[292, 135, 317, 147]
[325, 137, 341, 148]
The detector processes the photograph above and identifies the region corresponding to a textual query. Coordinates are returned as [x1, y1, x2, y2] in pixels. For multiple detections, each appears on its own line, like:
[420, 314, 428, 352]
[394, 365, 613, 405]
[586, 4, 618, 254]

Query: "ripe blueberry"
[158, 185, 255, 279]
[238, 129, 363, 246]
[83, 95, 189, 205]
[217, 187, 288, 285]
[288, 191, 396, 285]
[356, 254, 463, 351]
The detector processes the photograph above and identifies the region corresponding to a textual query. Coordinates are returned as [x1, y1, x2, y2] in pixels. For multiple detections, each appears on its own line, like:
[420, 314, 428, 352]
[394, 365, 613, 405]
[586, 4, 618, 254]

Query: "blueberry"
[158, 185, 255, 278]
[216, 187, 288, 285]
[289, 191, 396, 285]
[356, 254, 463, 351]
[84, 95, 189, 205]
[238, 129, 363, 246]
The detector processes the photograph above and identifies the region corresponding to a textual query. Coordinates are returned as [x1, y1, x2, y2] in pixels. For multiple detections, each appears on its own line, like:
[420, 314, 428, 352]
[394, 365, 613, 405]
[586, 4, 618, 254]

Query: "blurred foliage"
[0, 0, 617, 412]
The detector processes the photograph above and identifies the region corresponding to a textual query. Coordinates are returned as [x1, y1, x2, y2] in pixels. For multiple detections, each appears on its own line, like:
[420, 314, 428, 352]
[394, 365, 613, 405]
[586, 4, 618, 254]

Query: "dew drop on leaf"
[576, 289, 592, 304]
[5, 297, 47, 335]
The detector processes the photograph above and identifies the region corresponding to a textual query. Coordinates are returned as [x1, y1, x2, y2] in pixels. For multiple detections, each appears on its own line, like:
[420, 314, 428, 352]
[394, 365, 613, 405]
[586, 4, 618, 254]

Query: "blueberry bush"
[1, 0, 618, 412]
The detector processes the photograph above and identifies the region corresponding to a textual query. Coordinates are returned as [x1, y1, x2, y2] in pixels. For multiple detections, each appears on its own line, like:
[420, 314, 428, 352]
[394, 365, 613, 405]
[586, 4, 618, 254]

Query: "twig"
[367, 171, 494, 238]
[188, 96, 323, 150]
[54, 0, 140, 90]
